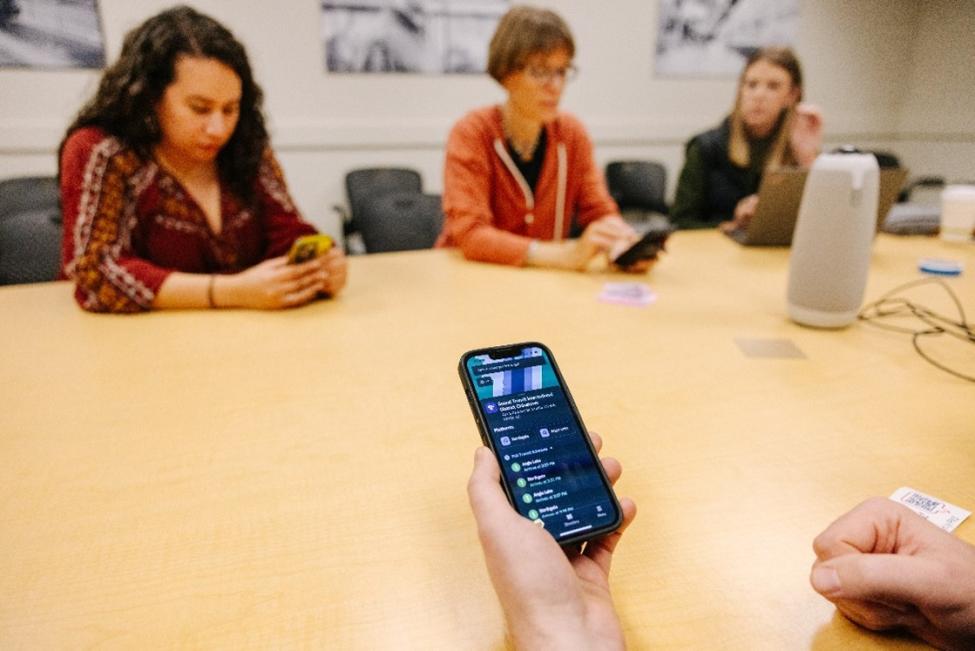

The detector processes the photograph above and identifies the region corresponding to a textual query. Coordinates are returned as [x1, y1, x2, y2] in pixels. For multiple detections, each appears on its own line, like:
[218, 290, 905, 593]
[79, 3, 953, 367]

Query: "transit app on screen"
[464, 345, 620, 541]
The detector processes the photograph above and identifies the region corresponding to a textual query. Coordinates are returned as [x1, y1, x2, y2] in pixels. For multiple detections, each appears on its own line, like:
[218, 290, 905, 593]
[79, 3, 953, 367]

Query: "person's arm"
[670, 140, 715, 229]
[253, 148, 348, 297]
[525, 216, 643, 272]
[254, 148, 319, 257]
[558, 119, 652, 273]
[442, 117, 535, 266]
[467, 431, 637, 650]
[152, 254, 333, 310]
[60, 132, 337, 312]
[567, 116, 620, 230]
[811, 497, 975, 650]
[719, 193, 758, 233]
[157, 148, 345, 308]
[60, 131, 172, 313]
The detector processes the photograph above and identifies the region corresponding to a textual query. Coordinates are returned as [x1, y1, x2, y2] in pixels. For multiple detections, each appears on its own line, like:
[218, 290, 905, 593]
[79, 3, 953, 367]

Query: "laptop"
[726, 167, 909, 246]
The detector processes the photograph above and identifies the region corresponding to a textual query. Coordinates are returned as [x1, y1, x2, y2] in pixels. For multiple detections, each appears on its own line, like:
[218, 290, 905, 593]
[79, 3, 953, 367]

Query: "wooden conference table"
[1, 231, 973, 650]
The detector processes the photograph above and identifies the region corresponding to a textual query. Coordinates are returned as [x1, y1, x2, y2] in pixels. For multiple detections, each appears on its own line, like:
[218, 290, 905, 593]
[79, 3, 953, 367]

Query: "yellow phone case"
[288, 234, 333, 264]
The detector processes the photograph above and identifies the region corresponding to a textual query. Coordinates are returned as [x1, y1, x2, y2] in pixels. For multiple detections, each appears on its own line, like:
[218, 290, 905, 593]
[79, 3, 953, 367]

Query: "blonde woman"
[671, 47, 823, 231]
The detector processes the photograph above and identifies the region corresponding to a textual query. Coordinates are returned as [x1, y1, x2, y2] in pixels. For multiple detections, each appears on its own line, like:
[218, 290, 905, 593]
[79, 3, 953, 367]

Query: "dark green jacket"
[671, 118, 774, 229]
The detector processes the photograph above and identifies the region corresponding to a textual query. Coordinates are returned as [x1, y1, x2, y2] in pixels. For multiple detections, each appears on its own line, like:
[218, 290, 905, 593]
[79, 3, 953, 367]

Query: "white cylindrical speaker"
[787, 152, 880, 328]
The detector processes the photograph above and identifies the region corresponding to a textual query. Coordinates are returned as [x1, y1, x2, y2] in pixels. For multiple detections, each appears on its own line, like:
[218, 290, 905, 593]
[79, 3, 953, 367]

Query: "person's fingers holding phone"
[586, 430, 622, 486]
[468, 446, 524, 535]
[467, 444, 629, 651]
[319, 247, 348, 296]
[571, 221, 619, 267]
[279, 255, 328, 306]
[591, 215, 638, 248]
[245, 256, 326, 308]
[613, 256, 655, 274]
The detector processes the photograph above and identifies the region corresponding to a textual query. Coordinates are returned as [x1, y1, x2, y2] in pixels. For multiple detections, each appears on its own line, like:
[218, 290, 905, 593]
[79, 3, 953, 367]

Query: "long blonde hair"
[728, 47, 803, 172]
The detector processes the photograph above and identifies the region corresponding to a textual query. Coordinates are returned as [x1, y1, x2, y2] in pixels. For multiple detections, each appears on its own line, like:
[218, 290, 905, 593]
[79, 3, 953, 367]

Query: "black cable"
[858, 277, 975, 383]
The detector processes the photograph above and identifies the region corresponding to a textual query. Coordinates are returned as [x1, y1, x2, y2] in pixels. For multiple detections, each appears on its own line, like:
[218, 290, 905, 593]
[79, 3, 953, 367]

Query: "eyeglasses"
[523, 64, 578, 85]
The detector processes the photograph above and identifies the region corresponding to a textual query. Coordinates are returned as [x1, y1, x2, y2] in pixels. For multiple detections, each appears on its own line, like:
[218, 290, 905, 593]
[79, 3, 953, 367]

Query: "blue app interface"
[466, 346, 619, 541]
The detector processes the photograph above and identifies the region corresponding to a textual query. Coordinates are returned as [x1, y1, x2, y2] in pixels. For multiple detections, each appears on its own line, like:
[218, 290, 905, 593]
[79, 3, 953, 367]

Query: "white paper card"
[598, 282, 657, 307]
[889, 487, 971, 532]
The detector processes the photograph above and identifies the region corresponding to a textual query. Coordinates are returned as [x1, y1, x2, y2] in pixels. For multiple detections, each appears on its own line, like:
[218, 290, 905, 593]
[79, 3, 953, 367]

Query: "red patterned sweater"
[59, 127, 317, 313]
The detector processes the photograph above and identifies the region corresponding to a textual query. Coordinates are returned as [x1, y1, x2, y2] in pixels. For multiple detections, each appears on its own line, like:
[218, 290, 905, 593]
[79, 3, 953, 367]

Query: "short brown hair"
[487, 6, 575, 83]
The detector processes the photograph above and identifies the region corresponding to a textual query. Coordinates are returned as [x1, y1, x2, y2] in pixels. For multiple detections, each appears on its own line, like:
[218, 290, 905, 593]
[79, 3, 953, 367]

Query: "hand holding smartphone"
[611, 226, 673, 268]
[458, 342, 622, 545]
[287, 234, 333, 264]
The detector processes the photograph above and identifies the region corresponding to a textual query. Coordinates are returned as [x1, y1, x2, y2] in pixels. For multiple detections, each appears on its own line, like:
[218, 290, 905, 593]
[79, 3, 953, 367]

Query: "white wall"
[891, 0, 975, 186]
[1, 0, 971, 239]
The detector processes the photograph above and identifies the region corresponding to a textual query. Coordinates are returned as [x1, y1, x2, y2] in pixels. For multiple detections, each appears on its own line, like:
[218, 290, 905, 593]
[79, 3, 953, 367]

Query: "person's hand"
[319, 246, 348, 297]
[221, 255, 329, 309]
[790, 102, 824, 167]
[608, 238, 658, 274]
[719, 194, 759, 233]
[467, 431, 637, 650]
[617, 257, 655, 273]
[811, 497, 975, 650]
[565, 215, 638, 271]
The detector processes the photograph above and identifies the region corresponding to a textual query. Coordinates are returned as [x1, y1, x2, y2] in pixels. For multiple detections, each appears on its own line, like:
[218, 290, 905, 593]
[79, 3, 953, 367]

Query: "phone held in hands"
[287, 234, 333, 264]
[612, 226, 673, 268]
[458, 342, 623, 545]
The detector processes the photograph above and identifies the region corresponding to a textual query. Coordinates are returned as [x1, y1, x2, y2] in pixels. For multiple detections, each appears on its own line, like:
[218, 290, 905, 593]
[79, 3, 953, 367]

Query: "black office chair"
[357, 191, 444, 253]
[604, 160, 670, 227]
[866, 150, 902, 170]
[335, 168, 423, 253]
[0, 176, 63, 285]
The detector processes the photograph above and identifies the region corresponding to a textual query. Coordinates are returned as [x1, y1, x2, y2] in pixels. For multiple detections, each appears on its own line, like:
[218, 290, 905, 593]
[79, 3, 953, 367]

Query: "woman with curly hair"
[59, 5, 346, 313]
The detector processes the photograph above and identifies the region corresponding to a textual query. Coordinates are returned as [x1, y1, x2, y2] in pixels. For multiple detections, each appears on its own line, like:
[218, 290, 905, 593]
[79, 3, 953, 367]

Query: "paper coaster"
[598, 282, 657, 307]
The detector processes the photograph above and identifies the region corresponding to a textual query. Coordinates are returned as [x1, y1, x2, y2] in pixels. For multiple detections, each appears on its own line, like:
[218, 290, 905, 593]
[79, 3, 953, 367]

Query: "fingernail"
[811, 567, 841, 596]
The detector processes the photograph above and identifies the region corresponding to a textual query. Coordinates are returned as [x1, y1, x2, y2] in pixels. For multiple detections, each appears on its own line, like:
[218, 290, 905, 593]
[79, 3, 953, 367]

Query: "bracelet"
[207, 274, 216, 308]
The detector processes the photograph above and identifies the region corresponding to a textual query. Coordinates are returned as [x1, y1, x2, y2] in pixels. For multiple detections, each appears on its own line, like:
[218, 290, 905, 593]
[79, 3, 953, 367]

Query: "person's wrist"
[206, 274, 217, 308]
[508, 615, 597, 651]
[213, 273, 243, 308]
[563, 240, 587, 271]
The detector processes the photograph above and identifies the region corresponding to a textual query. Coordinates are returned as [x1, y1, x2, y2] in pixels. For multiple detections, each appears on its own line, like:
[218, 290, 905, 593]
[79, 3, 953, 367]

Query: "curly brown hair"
[59, 5, 268, 206]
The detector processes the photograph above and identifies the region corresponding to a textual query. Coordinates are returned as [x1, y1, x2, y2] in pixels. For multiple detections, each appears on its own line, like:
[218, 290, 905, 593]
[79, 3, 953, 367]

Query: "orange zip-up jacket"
[436, 105, 618, 265]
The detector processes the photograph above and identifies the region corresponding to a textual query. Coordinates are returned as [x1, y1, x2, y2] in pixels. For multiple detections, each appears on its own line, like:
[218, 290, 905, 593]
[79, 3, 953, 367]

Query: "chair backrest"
[605, 160, 668, 215]
[357, 191, 444, 253]
[866, 150, 902, 169]
[345, 168, 423, 228]
[0, 176, 62, 285]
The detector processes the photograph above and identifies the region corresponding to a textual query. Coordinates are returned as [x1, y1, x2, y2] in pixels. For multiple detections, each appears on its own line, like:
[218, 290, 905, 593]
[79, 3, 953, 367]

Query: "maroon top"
[60, 127, 317, 313]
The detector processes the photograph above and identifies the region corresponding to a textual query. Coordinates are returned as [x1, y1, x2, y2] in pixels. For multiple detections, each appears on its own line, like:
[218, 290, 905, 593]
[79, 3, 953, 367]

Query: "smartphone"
[612, 226, 673, 267]
[458, 342, 623, 545]
[287, 234, 333, 264]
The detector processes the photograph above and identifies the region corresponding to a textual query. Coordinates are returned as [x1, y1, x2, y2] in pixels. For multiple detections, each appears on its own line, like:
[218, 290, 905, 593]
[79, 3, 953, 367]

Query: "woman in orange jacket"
[437, 6, 651, 272]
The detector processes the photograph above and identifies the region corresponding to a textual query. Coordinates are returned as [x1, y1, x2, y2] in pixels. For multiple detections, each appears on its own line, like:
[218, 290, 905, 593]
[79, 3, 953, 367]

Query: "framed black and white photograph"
[654, 0, 799, 77]
[0, 0, 105, 69]
[322, 0, 508, 74]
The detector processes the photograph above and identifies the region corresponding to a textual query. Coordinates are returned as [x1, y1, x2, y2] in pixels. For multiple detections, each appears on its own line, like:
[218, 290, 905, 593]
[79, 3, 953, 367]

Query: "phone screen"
[461, 344, 621, 543]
